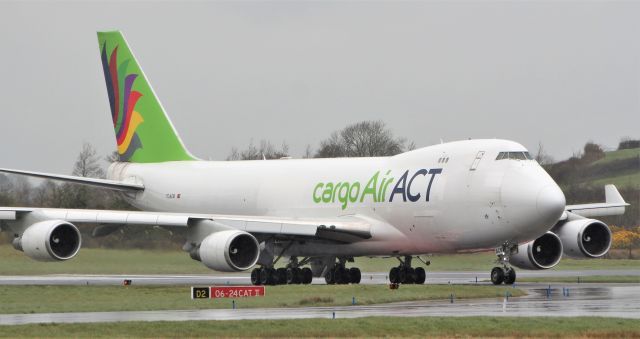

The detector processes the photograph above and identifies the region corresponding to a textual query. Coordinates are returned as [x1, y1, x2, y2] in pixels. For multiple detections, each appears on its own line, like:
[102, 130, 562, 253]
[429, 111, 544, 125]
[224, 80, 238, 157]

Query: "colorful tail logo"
[100, 43, 144, 161]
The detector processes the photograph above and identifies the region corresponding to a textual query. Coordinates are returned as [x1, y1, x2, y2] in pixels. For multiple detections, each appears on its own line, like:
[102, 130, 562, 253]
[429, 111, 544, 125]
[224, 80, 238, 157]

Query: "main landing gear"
[324, 258, 362, 285]
[490, 242, 517, 285]
[250, 257, 313, 286]
[389, 256, 426, 284]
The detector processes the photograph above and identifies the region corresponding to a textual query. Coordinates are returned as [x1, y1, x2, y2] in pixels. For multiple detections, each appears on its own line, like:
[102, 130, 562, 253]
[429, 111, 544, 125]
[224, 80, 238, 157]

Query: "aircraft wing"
[0, 207, 373, 242]
[0, 168, 144, 192]
[562, 184, 629, 219]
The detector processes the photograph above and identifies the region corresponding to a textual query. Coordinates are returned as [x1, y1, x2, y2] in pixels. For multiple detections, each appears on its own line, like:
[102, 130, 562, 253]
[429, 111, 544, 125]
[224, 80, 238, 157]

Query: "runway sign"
[191, 286, 265, 299]
[191, 286, 210, 299]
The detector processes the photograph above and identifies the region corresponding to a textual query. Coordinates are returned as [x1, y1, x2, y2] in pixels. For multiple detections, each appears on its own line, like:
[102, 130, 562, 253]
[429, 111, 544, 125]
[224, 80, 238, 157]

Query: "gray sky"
[1, 1, 639, 174]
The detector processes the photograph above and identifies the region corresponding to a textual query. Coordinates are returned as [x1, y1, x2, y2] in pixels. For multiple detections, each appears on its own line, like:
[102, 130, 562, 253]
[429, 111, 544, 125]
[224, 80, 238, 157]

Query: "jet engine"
[511, 232, 563, 270]
[198, 230, 260, 272]
[553, 218, 612, 258]
[15, 220, 82, 261]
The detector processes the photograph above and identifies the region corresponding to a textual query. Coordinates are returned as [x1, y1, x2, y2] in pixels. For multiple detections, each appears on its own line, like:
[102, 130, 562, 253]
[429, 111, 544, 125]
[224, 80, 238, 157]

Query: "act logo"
[312, 169, 442, 210]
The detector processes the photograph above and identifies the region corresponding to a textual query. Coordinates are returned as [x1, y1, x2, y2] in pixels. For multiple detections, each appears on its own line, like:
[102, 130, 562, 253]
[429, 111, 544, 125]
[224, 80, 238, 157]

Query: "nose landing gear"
[491, 242, 518, 285]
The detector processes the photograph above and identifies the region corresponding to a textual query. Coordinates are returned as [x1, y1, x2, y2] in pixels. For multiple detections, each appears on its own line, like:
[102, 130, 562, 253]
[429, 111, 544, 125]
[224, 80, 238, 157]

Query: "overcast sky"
[0, 1, 638, 174]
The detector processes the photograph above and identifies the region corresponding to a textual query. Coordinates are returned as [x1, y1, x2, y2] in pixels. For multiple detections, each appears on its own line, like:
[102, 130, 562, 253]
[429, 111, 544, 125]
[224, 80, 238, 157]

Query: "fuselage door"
[470, 151, 485, 171]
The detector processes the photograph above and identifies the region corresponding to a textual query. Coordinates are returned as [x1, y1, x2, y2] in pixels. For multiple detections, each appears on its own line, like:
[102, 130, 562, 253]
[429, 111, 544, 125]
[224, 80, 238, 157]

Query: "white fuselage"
[107, 139, 566, 256]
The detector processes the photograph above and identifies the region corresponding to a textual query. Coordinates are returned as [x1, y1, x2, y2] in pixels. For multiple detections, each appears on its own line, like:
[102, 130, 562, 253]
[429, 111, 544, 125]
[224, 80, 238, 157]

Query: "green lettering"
[338, 183, 350, 210]
[331, 182, 341, 202]
[360, 171, 379, 203]
[322, 183, 334, 203]
[349, 182, 361, 203]
[313, 183, 324, 203]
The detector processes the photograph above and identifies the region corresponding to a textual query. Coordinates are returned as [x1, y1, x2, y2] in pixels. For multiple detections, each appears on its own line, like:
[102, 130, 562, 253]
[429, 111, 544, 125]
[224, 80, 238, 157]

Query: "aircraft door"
[470, 151, 485, 171]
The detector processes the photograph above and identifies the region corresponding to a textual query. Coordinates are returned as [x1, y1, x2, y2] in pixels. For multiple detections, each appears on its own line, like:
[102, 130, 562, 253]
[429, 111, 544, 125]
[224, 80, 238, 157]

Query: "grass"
[0, 245, 214, 275]
[0, 284, 524, 314]
[0, 245, 637, 275]
[590, 171, 640, 189]
[591, 148, 640, 166]
[517, 275, 640, 284]
[0, 317, 638, 338]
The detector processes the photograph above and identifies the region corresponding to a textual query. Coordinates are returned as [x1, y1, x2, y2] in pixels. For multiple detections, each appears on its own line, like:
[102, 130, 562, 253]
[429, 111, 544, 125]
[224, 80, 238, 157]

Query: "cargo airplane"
[0, 32, 628, 286]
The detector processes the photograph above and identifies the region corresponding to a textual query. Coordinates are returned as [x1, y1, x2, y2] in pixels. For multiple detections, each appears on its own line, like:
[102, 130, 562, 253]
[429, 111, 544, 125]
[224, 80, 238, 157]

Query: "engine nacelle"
[554, 218, 611, 258]
[18, 220, 82, 261]
[511, 232, 563, 270]
[199, 230, 259, 272]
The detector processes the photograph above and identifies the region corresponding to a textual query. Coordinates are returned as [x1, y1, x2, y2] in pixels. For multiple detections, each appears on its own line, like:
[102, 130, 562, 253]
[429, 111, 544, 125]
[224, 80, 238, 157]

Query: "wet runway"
[0, 283, 638, 325]
[0, 269, 637, 286]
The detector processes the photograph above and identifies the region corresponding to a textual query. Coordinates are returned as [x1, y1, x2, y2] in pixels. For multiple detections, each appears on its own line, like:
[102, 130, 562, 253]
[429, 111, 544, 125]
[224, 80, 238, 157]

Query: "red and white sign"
[210, 286, 265, 298]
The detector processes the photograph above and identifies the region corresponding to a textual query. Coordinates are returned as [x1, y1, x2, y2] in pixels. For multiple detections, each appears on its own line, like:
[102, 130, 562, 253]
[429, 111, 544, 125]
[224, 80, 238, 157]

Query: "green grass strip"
[0, 284, 524, 314]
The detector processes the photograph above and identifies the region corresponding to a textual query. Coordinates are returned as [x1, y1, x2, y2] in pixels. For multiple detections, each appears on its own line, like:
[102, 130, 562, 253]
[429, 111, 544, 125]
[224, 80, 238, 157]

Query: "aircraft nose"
[536, 184, 566, 225]
[500, 165, 566, 239]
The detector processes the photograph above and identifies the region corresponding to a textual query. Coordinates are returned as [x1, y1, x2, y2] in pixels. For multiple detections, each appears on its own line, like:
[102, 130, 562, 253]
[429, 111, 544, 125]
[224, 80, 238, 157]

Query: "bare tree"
[303, 144, 314, 159]
[73, 142, 105, 178]
[227, 139, 289, 160]
[105, 151, 120, 164]
[55, 143, 107, 209]
[315, 121, 409, 158]
[535, 142, 554, 166]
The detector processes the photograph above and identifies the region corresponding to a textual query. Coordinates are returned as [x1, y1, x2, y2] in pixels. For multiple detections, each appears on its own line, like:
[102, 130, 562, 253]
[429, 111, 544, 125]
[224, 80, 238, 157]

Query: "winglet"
[565, 184, 628, 218]
[605, 184, 626, 204]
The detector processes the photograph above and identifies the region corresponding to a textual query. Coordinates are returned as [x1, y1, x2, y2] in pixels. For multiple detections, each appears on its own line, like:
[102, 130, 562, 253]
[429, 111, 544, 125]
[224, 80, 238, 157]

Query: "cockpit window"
[496, 151, 532, 161]
[509, 152, 526, 160]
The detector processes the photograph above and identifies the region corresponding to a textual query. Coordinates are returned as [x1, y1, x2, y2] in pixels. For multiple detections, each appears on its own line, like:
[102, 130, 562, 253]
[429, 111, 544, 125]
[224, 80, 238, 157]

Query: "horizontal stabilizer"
[0, 168, 144, 192]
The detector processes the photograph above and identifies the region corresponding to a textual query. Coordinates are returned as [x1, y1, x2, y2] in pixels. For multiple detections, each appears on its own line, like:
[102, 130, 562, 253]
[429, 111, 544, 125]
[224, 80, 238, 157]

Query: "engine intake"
[19, 220, 82, 261]
[199, 230, 259, 272]
[511, 232, 563, 270]
[554, 218, 612, 258]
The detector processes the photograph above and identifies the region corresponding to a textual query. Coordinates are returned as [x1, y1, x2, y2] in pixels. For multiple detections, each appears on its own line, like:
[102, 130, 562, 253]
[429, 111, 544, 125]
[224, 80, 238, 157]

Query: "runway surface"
[0, 283, 638, 325]
[0, 269, 637, 286]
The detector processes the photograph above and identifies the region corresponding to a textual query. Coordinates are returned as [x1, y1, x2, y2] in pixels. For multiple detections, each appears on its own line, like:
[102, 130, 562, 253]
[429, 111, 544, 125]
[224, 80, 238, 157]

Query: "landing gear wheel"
[491, 267, 505, 285]
[259, 267, 269, 285]
[503, 267, 516, 285]
[349, 267, 361, 284]
[301, 267, 313, 284]
[404, 267, 416, 284]
[276, 268, 287, 285]
[389, 267, 400, 284]
[324, 268, 336, 285]
[250, 268, 261, 285]
[286, 268, 299, 284]
[334, 266, 349, 284]
[266, 268, 278, 285]
[293, 268, 303, 284]
[414, 267, 426, 284]
[398, 267, 407, 284]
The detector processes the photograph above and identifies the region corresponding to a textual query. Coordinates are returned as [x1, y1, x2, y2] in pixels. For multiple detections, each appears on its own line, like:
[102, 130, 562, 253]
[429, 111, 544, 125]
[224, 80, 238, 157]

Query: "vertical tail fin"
[97, 31, 196, 163]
